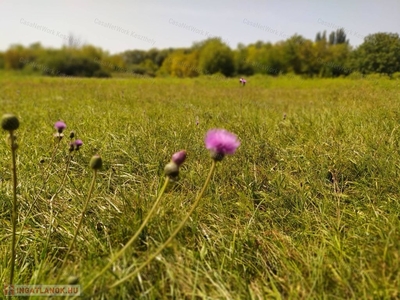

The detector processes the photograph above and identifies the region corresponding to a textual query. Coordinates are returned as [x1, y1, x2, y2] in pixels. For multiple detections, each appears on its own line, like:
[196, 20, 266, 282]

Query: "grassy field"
[1, 74, 400, 299]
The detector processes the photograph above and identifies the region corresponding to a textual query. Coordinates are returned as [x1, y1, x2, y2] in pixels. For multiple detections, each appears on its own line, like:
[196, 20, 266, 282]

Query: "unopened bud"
[171, 150, 187, 166]
[1, 114, 19, 131]
[67, 275, 79, 284]
[164, 161, 179, 178]
[90, 154, 103, 170]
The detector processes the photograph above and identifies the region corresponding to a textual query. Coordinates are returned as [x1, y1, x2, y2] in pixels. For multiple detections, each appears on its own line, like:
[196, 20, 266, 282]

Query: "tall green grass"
[0, 75, 399, 299]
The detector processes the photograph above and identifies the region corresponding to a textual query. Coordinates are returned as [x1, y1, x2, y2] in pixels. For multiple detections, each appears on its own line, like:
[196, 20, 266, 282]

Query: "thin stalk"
[9, 130, 18, 288]
[33, 154, 73, 285]
[16, 138, 65, 248]
[42, 137, 62, 182]
[80, 176, 170, 293]
[109, 160, 216, 289]
[56, 169, 97, 282]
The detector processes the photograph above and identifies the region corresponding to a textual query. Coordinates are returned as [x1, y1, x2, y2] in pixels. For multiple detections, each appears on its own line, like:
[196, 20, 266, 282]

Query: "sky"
[0, 0, 399, 54]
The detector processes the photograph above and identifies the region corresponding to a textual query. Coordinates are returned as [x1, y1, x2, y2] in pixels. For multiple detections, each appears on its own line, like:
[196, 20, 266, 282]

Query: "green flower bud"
[90, 154, 103, 170]
[1, 114, 19, 131]
[164, 161, 179, 178]
[67, 275, 79, 284]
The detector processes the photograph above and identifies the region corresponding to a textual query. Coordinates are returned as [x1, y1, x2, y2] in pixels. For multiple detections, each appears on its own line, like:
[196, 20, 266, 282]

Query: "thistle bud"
[171, 150, 187, 166]
[1, 114, 19, 131]
[90, 154, 103, 170]
[69, 131, 75, 139]
[67, 275, 79, 284]
[164, 161, 179, 178]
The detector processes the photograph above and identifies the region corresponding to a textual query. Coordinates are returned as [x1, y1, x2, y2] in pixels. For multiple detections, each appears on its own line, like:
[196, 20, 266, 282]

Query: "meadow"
[0, 74, 399, 299]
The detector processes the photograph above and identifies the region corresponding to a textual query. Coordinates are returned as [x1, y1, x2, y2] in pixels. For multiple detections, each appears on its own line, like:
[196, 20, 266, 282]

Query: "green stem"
[43, 137, 62, 182]
[9, 130, 18, 288]
[109, 160, 216, 289]
[15, 138, 64, 249]
[56, 169, 97, 282]
[80, 176, 170, 293]
[34, 154, 73, 286]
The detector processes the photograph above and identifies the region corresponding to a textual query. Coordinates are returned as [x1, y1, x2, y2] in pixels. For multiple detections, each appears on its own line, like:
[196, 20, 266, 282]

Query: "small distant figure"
[239, 77, 247, 86]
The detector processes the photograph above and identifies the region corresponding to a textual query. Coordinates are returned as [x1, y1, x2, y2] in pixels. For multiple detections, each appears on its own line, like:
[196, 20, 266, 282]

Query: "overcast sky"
[1, 0, 399, 54]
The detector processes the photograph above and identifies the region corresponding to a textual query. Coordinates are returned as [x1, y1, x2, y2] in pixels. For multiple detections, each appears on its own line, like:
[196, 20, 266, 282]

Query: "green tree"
[198, 38, 235, 76]
[352, 32, 400, 75]
[283, 35, 305, 74]
[335, 28, 348, 44]
[234, 43, 254, 76]
[329, 31, 336, 45]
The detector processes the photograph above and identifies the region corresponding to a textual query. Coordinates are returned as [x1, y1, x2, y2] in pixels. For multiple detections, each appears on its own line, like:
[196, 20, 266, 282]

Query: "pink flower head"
[74, 139, 83, 150]
[205, 129, 240, 161]
[171, 150, 187, 166]
[70, 139, 83, 151]
[54, 121, 67, 133]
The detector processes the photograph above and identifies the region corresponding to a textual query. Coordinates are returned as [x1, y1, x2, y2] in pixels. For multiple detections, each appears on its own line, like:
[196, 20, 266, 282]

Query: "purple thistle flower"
[74, 139, 83, 150]
[54, 121, 67, 133]
[171, 150, 187, 166]
[205, 129, 240, 161]
[70, 139, 83, 151]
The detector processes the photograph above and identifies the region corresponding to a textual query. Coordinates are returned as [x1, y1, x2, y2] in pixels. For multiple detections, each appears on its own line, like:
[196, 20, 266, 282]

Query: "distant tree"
[352, 32, 400, 75]
[329, 31, 336, 45]
[0, 52, 4, 69]
[158, 49, 200, 77]
[234, 43, 254, 76]
[198, 38, 235, 76]
[283, 35, 305, 74]
[298, 39, 320, 76]
[4, 44, 34, 69]
[335, 28, 348, 44]
[123, 50, 147, 65]
[66, 33, 82, 49]
[322, 30, 327, 42]
[315, 32, 322, 42]
[324, 43, 352, 76]
[153, 48, 173, 67]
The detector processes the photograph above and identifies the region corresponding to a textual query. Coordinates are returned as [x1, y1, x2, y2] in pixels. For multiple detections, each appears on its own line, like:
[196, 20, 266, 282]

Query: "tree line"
[1, 29, 399, 79]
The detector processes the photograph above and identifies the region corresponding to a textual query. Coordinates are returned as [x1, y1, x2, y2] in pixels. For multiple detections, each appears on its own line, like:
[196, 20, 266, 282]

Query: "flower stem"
[43, 138, 61, 182]
[80, 176, 170, 293]
[9, 130, 18, 288]
[109, 160, 216, 289]
[56, 169, 97, 282]
[34, 154, 73, 285]
[15, 138, 64, 249]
